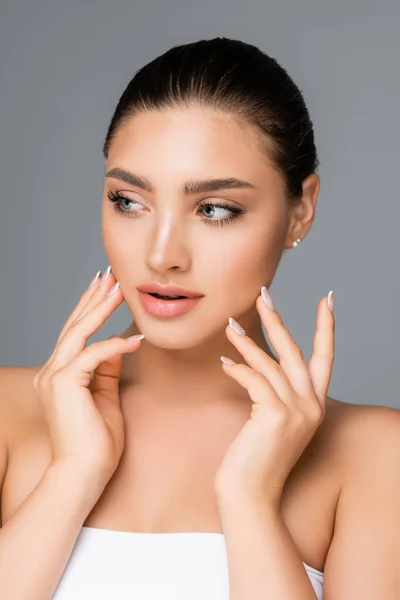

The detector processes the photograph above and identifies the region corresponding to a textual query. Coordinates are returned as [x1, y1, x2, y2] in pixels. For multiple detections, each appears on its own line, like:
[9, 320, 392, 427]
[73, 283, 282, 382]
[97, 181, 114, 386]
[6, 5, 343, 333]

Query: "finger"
[35, 274, 121, 389]
[90, 335, 124, 397]
[54, 268, 119, 359]
[221, 361, 284, 411]
[59, 335, 144, 393]
[57, 266, 115, 345]
[73, 266, 115, 324]
[47, 269, 104, 364]
[308, 296, 335, 406]
[256, 292, 314, 398]
[60, 270, 104, 335]
[47, 281, 124, 374]
[225, 320, 296, 405]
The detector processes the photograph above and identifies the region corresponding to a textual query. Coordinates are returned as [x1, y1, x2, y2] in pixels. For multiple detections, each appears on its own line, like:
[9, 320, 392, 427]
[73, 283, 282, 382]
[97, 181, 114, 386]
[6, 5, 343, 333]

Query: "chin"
[130, 312, 224, 352]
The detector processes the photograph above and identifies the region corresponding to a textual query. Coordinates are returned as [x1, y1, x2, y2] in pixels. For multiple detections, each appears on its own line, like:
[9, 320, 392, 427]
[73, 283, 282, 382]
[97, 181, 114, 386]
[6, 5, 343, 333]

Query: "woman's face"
[102, 107, 290, 349]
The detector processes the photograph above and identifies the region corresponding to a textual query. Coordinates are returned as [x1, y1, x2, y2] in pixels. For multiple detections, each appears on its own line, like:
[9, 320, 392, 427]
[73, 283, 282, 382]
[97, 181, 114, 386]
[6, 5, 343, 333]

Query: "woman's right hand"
[32, 266, 144, 481]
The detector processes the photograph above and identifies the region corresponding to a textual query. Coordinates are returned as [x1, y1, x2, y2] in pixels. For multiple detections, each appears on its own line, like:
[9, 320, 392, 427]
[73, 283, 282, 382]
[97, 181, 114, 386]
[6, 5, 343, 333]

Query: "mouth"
[137, 290, 203, 317]
[136, 282, 203, 299]
[147, 292, 189, 301]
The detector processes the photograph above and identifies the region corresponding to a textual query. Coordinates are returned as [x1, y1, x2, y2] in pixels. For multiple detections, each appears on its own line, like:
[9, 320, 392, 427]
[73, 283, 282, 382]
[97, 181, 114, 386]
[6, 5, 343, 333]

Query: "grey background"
[0, 1, 399, 408]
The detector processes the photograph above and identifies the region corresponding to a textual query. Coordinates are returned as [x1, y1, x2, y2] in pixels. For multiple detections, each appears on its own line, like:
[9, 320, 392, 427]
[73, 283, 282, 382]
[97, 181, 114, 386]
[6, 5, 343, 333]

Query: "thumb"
[90, 335, 124, 406]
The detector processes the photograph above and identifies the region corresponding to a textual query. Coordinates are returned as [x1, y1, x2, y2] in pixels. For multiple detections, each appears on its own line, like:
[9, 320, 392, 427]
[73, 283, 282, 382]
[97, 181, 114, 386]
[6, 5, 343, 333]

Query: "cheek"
[206, 232, 280, 291]
[200, 224, 284, 320]
[102, 219, 144, 274]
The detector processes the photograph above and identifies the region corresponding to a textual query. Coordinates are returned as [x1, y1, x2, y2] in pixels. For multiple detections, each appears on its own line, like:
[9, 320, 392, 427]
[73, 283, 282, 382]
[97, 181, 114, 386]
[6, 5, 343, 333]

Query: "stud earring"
[292, 238, 302, 248]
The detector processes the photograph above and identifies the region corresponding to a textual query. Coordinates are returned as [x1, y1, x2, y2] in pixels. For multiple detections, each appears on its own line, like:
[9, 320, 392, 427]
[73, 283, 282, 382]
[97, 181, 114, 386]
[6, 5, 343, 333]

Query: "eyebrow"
[105, 167, 257, 195]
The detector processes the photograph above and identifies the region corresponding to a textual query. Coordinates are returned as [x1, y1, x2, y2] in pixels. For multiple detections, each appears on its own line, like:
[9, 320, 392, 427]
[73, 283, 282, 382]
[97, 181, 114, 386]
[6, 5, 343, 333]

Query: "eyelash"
[106, 189, 246, 228]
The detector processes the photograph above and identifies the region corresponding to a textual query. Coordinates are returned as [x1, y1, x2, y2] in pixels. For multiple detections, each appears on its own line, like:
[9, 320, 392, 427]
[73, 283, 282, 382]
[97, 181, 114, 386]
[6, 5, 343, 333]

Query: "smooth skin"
[0, 272, 145, 598]
[32, 269, 144, 476]
[1, 106, 400, 598]
[214, 290, 334, 506]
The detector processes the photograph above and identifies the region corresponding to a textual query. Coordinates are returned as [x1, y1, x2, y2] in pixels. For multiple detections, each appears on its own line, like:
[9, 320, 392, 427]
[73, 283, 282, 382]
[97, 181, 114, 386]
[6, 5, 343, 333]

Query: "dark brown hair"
[102, 37, 319, 202]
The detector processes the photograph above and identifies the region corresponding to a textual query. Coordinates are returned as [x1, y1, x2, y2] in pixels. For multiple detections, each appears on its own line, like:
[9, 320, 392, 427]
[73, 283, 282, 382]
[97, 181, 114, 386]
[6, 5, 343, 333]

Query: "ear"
[284, 173, 320, 247]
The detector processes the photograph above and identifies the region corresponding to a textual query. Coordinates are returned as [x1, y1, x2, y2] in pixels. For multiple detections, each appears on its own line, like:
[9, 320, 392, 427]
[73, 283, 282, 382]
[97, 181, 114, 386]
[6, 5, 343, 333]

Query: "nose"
[145, 214, 191, 273]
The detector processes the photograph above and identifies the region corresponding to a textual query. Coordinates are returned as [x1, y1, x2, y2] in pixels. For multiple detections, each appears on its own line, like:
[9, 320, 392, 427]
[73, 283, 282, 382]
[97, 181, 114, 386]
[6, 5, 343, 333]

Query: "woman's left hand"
[214, 287, 335, 507]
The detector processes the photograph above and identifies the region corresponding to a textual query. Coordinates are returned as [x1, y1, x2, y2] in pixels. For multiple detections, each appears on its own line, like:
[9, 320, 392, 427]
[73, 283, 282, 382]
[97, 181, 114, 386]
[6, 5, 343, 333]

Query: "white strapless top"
[52, 526, 324, 599]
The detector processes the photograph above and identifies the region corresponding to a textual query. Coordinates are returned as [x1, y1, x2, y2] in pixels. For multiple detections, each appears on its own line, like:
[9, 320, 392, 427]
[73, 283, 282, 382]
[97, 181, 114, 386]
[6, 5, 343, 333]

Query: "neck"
[118, 307, 277, 409]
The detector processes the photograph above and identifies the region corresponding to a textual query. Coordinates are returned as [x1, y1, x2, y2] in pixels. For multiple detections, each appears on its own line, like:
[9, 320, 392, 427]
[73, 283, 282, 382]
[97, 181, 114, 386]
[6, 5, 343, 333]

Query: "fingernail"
[228, 317, 246, 335]
[327, 290, 335, 314]
[101, 265, 112, 285]
[221, 356, 235, 365]
[127, 333, 145, 341]
[89, 270, 102, 289]
[261, 286, 274, 310]
[105, 281, 120, 298]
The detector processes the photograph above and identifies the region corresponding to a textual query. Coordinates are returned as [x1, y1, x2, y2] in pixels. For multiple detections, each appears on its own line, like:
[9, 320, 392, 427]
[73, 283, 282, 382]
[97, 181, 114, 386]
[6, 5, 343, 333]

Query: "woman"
[0, 37, 399, 600]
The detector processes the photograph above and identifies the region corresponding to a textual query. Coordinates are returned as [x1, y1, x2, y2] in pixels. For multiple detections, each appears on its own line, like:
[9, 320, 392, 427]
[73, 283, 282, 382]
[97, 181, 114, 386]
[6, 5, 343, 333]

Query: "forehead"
[106, 107, 280, 186]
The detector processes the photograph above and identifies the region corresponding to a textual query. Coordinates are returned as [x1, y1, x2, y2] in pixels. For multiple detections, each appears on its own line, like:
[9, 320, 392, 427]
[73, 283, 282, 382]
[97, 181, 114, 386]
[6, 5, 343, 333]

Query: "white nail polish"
[327, 290, 334, 313]
[229, 317, 246, 335]
[89, 270, 101, 289]
[221, 356, 235, 365]
[261, 286, 274, 310]
[103, 265, 112, 280]
[127, 333, 145, 341]
[105, 281, 120, 298]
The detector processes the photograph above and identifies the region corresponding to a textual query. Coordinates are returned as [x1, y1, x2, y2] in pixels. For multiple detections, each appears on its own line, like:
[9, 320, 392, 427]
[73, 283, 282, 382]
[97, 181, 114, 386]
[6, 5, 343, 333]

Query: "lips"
[137, 289, 203, 317]
[137, 282, 203, 299]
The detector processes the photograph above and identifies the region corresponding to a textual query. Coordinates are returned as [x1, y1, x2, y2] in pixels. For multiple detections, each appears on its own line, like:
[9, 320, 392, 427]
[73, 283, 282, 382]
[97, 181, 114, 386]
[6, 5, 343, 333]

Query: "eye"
[106, 189, 247, 228]
[197, 200, 246, 228]
[107, 189, 143, 217]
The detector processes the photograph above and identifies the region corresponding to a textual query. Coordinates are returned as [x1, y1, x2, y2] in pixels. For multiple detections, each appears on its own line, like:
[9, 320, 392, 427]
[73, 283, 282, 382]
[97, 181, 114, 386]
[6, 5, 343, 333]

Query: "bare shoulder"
[0, 364, 43, 459]
[302, 395, 400, 482]
[326, 395, 400, 442]
[322, 395, 400, 476]
[319, 399, 400, 591]
[0, 368, 13, 511]
[0, 365, 43, 526]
